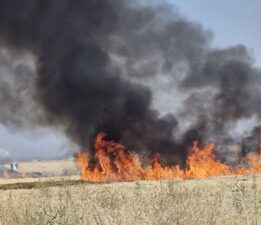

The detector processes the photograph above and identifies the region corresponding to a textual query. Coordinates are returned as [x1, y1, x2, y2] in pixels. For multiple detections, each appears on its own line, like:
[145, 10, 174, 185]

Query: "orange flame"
[75, 133, 261, 182]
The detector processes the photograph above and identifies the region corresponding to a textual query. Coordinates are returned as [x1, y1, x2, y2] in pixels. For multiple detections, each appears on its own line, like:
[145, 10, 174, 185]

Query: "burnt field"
[0, 175, 260, 225]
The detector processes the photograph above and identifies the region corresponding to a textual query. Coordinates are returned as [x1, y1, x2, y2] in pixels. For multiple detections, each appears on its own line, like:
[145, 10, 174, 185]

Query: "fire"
[75, 133, 261, 182]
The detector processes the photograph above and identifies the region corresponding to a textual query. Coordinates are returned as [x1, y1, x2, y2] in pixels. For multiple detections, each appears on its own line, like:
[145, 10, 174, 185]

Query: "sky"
[0, 0, 261, 161]
[168, 0, 261, 65]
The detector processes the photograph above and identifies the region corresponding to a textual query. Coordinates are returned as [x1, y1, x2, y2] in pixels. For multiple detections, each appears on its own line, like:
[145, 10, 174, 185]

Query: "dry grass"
[3, 159, 77, 176]
[0, 175, 80, 186]
[0, 175, 260, 225]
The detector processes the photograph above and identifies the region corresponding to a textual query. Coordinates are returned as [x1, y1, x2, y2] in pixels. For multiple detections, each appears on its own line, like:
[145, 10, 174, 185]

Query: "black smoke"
[0, 0, 260, 164]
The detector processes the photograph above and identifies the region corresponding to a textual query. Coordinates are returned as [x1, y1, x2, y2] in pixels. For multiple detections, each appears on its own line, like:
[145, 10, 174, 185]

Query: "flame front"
[75, 133, 261, 182]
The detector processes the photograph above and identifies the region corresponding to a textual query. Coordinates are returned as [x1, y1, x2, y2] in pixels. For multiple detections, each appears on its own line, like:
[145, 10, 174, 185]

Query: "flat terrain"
[2, 158, 78, 177]
[0, 174, 260, 225]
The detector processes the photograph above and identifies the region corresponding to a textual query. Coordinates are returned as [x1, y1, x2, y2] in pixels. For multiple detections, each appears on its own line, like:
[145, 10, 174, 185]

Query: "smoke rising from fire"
[0, 0, 260, 163]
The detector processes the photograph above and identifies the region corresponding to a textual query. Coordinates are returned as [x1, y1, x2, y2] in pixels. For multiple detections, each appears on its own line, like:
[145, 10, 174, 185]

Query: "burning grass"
[76, 133, 261, 182]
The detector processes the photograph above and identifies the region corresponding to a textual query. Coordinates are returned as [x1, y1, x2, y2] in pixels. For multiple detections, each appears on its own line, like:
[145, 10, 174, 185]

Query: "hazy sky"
[169, 0, 261, 65]
[1, 0, 261, 161]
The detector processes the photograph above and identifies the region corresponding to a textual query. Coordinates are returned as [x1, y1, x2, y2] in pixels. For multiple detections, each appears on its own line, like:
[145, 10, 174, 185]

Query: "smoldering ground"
[0, 0, 260, 164]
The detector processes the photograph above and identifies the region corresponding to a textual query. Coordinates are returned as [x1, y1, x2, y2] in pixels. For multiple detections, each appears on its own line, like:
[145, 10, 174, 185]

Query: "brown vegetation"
[0, 175, 260, 225]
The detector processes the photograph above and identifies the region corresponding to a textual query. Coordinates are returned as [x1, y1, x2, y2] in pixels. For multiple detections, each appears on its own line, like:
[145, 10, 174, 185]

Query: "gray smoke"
[0, 0, 260, 164]
[0, 46, 42, 129]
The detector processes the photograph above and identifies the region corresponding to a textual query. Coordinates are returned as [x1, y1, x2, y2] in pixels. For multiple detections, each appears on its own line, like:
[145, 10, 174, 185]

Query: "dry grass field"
[0, 175, 260, 225]
[2, 158, 78, 177]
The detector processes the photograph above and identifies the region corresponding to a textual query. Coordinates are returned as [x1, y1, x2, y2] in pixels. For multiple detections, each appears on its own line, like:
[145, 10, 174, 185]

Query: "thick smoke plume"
[0, 0, 261, 164]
